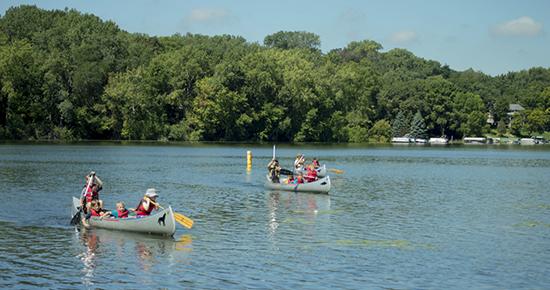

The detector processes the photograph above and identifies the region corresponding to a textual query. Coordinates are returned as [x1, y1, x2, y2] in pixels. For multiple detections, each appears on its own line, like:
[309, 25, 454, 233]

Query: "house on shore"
[507, 104, 525, 127]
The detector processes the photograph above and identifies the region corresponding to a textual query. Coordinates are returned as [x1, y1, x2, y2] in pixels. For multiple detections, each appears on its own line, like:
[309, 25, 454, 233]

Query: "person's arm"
[142, 199, 151, 211]
[93, 176, 103, 190]
[100, 211, 111, 219]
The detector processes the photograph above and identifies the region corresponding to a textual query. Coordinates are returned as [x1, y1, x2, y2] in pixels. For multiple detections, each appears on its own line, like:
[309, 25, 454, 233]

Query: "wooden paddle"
[146, 197, 194, 229]
[70, 173, 94, 225]
[329, 168, 344, 174]
[174, 212, 194, 229]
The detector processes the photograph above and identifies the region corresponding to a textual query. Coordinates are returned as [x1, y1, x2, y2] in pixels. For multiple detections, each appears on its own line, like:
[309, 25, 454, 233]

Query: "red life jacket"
[117, 209, 129, 218]
[90, 208, 102, 217]
[135, 199, 155, 216]
[296, 176, 305, 184]
[84, 186, 99, 203]
[305, 168, 317, 182]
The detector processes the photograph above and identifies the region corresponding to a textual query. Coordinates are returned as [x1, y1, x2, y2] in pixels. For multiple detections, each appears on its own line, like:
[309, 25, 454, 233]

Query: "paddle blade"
[174, 212, 194, 229]
[70, 210, 81, 226]
[329, 168, 344, 174]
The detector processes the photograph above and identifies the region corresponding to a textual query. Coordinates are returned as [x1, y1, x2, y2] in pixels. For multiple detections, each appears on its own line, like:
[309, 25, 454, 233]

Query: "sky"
[1, 0, 549, 76]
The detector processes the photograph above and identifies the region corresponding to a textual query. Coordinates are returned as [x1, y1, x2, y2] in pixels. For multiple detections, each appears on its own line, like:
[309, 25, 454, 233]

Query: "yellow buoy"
[246, 150, 252, 171]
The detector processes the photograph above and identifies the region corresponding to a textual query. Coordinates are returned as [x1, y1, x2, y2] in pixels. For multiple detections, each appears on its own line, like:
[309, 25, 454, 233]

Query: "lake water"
[0, 143, 549, 289]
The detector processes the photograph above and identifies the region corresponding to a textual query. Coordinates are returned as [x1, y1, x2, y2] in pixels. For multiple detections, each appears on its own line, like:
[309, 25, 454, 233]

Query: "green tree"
[497, 120, 507, 136]
[2, 5, 550, 143]
[264, 31, 320, 50]
[101, 67, 166, 140]
[450, 92, 487, 137]
[525, 108, 549, 134]
[409, 111, 428, 140]
[186, 76, 249, 141]
[368, 119, 391, 143]
[0, 40, 44, 139]
[392, 110, 408, 137]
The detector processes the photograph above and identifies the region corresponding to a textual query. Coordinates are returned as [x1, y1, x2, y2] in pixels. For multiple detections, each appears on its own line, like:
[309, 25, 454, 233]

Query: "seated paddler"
[267, 159, 281, 183]
[132, 188, 159, 217]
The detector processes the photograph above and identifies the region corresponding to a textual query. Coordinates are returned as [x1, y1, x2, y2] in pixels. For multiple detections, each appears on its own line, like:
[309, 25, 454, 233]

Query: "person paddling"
[294, 154, 305, 170]
[80, 171, 103, 213]
[267, 159, 281, 183]
[312, 158, 320, 169]
[132, 188, 159, 217]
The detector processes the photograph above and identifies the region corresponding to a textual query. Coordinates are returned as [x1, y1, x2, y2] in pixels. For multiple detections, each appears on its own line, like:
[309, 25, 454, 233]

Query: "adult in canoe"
[267, 159, 282, 183]
[312, 158, 320, 168]
[80, 171, 103, 212]
[294, 154, 305, 170]
[132, 188, 160, 216]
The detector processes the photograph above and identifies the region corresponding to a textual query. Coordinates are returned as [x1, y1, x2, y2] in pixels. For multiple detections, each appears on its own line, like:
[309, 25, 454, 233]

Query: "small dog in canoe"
[158, 213, 166, 226]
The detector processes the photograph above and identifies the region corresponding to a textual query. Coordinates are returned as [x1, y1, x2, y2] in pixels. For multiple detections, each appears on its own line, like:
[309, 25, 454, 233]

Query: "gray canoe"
[72, 197, 176, 236]
[264, 175, 331, 194]
[295, 164, 327, 178]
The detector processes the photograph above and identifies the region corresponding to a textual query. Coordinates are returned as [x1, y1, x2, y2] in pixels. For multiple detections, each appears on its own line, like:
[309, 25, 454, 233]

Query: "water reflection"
[245, 171, 252, 183]
[136, 242, 154, 272]
[267, 192, 280, 240]
[175, 234, 193, 252]
[266, 191, 331, 239]
[75, 228, 193, 286]
[77, 229, 99, 287]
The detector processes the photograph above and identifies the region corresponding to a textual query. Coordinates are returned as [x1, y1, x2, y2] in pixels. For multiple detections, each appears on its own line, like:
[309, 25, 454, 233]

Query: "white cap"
[145, 188, 159, 198]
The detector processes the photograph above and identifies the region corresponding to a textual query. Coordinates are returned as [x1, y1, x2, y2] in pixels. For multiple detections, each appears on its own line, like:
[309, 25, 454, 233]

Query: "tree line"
[0, 5, 549, 142]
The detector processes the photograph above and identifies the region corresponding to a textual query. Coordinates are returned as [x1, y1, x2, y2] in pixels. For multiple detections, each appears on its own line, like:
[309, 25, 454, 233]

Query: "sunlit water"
[0, 143, 549, 289]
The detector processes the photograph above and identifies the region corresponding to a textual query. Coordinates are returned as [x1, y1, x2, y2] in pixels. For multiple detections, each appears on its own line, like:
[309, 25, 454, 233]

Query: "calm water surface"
[0, 144, 549, 289]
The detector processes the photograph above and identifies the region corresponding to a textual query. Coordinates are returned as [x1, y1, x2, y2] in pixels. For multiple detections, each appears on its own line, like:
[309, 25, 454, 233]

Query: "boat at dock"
[429, 137, 449, 144]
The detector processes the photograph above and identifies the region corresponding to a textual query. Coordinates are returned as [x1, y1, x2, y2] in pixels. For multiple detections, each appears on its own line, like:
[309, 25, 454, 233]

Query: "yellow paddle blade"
[174, 212, 194, 229]
[174, 214, 193, 229]
[329, 168, 344, 174]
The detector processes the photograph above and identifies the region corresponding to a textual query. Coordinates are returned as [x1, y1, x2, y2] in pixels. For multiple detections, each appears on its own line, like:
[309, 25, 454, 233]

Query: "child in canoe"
[109, 202, 129, 218]
[304, 164, 318, 182]
[289, 172, 305, 184]
[81, 200, 109, 227]
[89, 200, 110, 218]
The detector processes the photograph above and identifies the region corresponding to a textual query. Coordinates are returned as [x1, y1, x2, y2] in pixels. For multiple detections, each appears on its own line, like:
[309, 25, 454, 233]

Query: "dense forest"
[1, 6, 549, 142]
